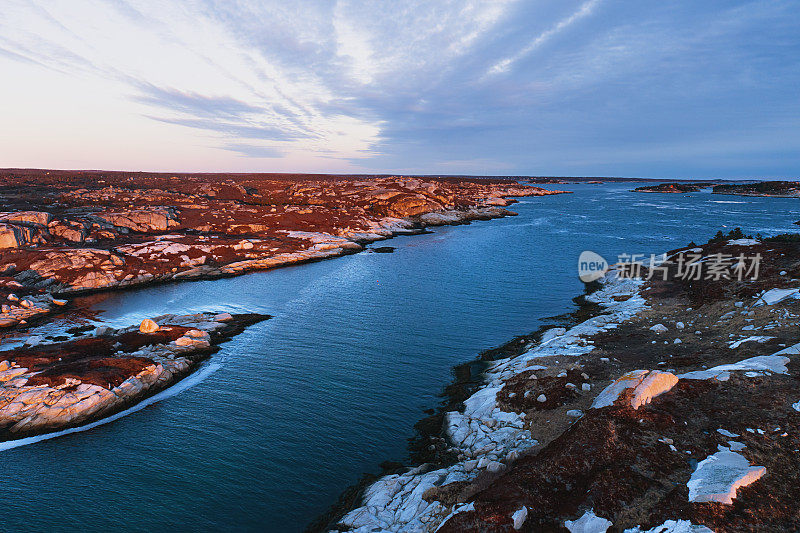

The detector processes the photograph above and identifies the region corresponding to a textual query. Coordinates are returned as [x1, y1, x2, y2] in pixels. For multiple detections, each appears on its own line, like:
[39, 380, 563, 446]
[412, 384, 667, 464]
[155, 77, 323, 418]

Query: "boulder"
[0, 211, 52, 226]
[175, 336, 210, 348]
[50, 223, 86, 243]
[95, 208, 180, 233]
[629, 371, 679, 409]
[0, 224, 27, 249]
[139, 318, 160, 333]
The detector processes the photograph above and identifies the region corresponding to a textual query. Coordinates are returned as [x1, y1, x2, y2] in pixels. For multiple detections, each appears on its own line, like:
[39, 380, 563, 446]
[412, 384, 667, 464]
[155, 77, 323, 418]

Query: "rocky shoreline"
[0, 312, 267, 442]
[0, 172, 568, 445]
[307, 287, 606, 532]
[0, 171, 566, 330]
[327, 267, 647, 532]
[326, 234, 800, 532]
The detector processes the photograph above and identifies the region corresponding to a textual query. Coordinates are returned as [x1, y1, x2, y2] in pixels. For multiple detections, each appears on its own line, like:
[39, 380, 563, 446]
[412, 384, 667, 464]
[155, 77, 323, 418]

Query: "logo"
[578, 250, 608, 282]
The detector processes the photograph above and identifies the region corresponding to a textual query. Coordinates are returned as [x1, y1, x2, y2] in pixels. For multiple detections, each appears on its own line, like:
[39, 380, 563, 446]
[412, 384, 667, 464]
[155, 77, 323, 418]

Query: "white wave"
[0, 362, 221, 452]
[709, 200, 747, 204]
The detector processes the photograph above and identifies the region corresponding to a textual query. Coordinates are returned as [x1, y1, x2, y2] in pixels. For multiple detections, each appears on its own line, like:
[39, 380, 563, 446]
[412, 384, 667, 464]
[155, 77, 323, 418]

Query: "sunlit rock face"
[0, 170, 567, 298]
[0, 312, 266, 441]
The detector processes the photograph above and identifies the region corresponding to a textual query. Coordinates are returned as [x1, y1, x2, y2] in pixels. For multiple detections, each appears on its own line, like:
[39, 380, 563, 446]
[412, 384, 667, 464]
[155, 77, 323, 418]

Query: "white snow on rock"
[541, 327, 567, 344]
[753, 287, 800, 307]
[591, 370, 678, 410]
[772, 342, 800, 356]
[792, 401, 800, 412]
[728, 335, 773, 349]
[565, 509, 612, 532]
[727, 238, 760, 246]
[433, 503, 473, 532]
[679, 354, 789, 381]
[687, 450, 766, 504]
[624, 519, 714, 532]
[650, 323, 668, 334]
[336, 269, 647, 532]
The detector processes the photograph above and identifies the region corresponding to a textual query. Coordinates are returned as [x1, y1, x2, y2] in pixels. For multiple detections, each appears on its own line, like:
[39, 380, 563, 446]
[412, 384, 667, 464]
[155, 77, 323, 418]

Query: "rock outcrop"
[0, 171, 568, 310]
[94, 207, 180, 233]
[0, 312, 267, 440]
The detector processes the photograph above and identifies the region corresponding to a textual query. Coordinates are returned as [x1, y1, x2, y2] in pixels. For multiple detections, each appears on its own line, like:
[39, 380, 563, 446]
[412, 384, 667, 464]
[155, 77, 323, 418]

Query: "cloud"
[132, 84, 263, 119]
[0, 0, 798, 176]
[224, 143, 284, 158]
[486, 0, 602, 76]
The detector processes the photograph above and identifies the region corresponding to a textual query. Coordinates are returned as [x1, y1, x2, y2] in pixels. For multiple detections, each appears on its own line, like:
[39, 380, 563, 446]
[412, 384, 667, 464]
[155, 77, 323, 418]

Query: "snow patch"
[679, 354, 789, 381]
[687, 450, 766, 504]
[753, 288, 800, 307]
[565, 509, 612, 532]
[624, 519, 714, 532]
[727, 238, 760, 246]
[728, 335, 773, 349]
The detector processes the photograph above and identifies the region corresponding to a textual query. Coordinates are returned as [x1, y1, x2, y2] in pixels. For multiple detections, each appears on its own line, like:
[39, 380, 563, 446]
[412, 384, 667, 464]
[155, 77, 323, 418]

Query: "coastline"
[0, 189, 564, 445]
[307, 285, 605, 532]
[0, 312, 268, 442]
[323, 270, 647, 532]
[0, 172, 569, 331]
[325, 233, 800, 532]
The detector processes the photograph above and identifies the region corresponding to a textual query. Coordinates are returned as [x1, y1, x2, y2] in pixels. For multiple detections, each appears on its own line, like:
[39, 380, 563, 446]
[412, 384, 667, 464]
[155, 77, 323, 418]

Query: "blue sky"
[1, 0, 798, 178]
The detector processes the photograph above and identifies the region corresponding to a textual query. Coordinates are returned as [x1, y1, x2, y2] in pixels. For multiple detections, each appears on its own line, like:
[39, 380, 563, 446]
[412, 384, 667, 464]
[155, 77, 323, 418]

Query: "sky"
[1, 0, 799, 178]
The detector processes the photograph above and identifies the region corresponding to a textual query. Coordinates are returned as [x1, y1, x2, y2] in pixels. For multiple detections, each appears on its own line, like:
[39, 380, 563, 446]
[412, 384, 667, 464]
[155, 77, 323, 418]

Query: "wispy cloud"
[224, 143, 284, 159]
[486, 0, 602, 76]
[0, 0, 798, 177]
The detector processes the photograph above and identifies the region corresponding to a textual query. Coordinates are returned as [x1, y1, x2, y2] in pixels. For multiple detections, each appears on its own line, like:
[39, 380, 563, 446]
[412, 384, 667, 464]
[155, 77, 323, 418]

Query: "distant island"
[633, 180, 800, 197]
[713, 180, 800, 197]
[633, 182, 713, 193]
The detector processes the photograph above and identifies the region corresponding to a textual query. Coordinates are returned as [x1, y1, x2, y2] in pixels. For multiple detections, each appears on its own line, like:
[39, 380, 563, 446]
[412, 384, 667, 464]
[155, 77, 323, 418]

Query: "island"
[712, 180, 800, 197]
[633, 182, 713, 193]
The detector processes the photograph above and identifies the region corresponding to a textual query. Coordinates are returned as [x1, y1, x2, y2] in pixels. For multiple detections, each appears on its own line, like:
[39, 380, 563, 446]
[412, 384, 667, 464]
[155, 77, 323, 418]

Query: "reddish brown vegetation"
[2, 324, 194, 388]
[435, 238, 800, 532]
[0, 170, 565, 300]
